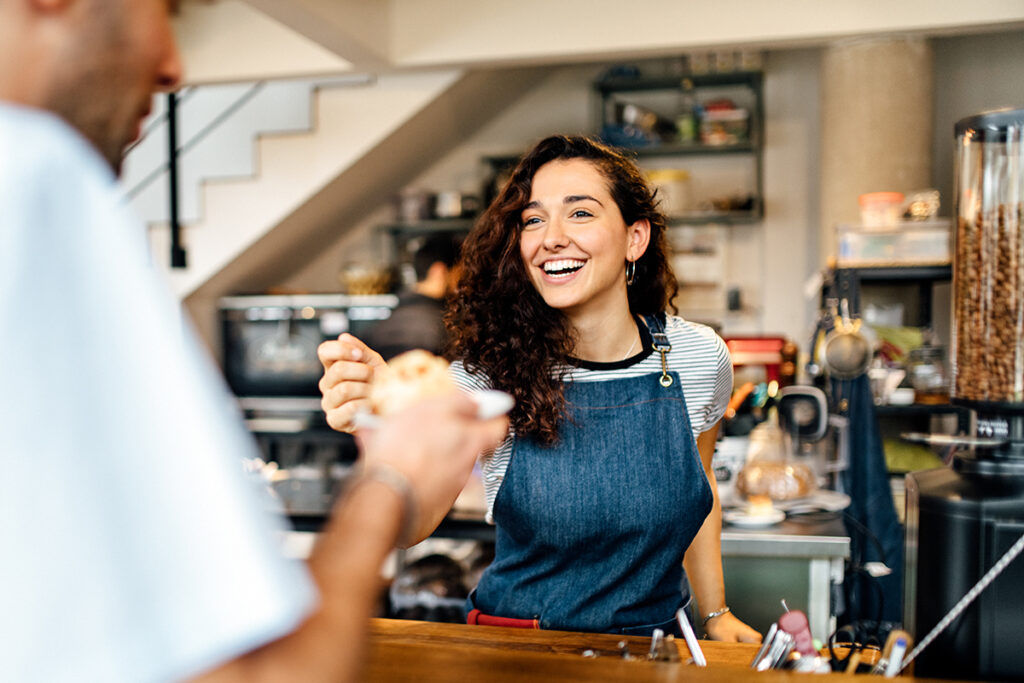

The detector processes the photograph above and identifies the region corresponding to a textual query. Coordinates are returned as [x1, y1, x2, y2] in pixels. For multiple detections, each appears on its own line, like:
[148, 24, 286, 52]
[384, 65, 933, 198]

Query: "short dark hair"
[412, 235, 460, 281]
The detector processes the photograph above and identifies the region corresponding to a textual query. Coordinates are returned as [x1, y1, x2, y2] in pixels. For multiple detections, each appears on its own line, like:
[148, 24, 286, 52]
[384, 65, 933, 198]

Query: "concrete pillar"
[820, 37, 934, 264]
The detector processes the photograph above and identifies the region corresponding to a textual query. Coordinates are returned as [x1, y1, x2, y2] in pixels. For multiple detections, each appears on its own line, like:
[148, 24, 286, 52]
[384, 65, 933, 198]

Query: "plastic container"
[700, 108, 749, 145]
[646, 168, 691, 216]
[951, 108, 1024, 404]
[836, 220, 951, 267]
[858, 191, 905, 227]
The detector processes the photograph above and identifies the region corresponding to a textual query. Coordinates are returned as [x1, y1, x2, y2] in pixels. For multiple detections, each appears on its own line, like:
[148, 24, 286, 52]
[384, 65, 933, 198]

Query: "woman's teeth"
[543, 259, 585, 277]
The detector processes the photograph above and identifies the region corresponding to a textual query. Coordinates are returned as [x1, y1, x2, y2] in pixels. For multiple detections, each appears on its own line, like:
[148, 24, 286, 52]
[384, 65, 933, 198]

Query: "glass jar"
[907, 345, 949, 405]
[951, 108, 1024, 404]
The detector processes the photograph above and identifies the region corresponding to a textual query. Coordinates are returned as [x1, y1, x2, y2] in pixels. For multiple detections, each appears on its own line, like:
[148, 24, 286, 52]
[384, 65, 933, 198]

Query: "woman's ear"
[627, 219, 652, 262]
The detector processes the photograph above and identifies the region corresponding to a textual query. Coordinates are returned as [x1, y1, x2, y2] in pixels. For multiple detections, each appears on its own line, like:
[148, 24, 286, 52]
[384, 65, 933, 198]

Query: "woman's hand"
[317, 334, 388, 433]
[703, 611, 762, 643]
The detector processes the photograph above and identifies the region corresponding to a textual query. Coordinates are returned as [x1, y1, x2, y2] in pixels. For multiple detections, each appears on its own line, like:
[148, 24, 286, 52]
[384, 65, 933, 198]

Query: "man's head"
[412, 235, 460, 282]
[0, 0, 182, 174]
[412, 235, 461, 299]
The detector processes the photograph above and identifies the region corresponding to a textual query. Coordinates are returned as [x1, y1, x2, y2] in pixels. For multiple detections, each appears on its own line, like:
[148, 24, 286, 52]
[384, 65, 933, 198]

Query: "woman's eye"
[571, 209, 593, 218]
[521, 216, 543, 229]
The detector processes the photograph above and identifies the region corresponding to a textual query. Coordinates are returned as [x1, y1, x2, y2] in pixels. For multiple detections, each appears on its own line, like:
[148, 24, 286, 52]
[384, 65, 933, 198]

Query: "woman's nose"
[542, 218, 570, 249]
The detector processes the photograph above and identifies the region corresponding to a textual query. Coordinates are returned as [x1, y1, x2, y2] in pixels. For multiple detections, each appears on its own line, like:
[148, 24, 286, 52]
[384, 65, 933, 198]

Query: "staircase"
[121, 70, 462, 299]
[119, 65, 548, 349]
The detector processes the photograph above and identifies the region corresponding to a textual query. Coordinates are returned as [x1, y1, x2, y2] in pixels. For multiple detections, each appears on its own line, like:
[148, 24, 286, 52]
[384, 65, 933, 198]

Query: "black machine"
[903, 109, 1024, 681]
[219, 294, 396, 398]
[218, 294, 399, 526]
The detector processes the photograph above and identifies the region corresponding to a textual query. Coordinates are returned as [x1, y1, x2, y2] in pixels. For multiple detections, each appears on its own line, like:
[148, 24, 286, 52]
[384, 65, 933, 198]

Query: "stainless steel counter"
[719, 515, 849, 644]
[722, 516, 850, 558]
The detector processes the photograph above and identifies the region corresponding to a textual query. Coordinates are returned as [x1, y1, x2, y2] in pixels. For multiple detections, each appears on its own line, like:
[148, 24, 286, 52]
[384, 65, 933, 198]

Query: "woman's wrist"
[702, 605, 731, 626]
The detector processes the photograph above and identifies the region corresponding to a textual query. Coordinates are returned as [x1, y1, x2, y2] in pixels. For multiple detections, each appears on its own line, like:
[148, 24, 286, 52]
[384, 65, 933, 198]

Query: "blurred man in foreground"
[0, 1, 506, 681]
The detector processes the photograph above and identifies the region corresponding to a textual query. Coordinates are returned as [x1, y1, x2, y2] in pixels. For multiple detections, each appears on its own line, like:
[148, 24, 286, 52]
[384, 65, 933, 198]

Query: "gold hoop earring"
[625, 260, 636, 286]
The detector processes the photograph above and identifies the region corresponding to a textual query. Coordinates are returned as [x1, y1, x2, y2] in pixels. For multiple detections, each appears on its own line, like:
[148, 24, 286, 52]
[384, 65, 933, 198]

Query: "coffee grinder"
[903, 109, 1024, 681]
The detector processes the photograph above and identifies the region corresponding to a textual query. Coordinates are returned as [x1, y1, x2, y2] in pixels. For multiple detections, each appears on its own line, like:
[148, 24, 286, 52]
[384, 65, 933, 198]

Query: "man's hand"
[358, 393, 508, 542]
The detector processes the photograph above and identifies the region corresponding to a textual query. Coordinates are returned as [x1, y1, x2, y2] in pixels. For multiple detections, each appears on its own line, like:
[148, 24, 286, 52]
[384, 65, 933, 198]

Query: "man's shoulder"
[0, 104, 113, 195]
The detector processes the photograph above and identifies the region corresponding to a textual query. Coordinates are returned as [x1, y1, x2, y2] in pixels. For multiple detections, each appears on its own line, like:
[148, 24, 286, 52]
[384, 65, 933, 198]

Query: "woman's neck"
[567, 306, 640, 363]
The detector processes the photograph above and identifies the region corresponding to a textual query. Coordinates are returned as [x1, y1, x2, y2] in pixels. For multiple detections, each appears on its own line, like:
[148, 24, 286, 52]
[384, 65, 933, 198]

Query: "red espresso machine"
[904, 109, 1024, 680]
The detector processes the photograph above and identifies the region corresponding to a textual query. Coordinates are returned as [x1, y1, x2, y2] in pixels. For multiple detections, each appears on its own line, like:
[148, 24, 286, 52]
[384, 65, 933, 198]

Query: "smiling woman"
[318, 136, 761, 640]
[449, 136, 677, 444]
[434, 135, 762, 641]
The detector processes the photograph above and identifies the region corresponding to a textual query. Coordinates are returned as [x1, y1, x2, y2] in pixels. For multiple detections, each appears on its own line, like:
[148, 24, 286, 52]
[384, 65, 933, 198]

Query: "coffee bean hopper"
[903, 109, 1024, 681]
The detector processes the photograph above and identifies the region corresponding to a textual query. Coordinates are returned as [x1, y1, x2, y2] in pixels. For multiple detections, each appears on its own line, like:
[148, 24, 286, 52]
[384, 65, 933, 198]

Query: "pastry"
[735, 461, 816, 501]
[368, 349, 456, 416]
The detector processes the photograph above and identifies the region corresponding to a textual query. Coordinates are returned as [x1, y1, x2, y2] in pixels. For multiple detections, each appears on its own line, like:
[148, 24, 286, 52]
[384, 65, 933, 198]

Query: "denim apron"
[467, 314, 713, 635]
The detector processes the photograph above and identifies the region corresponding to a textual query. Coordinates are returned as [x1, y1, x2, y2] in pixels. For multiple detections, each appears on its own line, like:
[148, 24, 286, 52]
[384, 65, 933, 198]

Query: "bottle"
[676, 92, 698, 144]
[907, 344, 949, 404]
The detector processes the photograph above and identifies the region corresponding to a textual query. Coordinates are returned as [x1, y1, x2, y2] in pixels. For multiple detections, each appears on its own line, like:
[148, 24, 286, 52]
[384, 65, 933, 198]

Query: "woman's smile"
[541, 258, 587, 281]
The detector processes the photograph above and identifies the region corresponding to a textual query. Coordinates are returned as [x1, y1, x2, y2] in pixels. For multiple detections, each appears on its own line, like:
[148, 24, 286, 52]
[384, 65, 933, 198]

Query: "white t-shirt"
[0, 104, 315, 683]
[450, 315, 732, 522]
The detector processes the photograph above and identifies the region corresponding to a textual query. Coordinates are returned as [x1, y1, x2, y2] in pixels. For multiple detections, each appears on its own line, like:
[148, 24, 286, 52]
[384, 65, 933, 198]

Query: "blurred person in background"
[362, 234, 461, 360]
[0, 1, 506, 681]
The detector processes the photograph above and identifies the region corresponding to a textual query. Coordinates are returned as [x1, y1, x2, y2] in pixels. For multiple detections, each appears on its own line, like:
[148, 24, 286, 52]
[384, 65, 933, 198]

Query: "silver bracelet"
[702, 606, 731, 626]
[355, 463, 419, 549]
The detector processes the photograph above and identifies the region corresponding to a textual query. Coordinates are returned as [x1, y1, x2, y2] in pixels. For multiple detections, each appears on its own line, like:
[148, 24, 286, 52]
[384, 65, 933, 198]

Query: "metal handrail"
[122, 85, 197, 157]
[124, 81, 266, 200]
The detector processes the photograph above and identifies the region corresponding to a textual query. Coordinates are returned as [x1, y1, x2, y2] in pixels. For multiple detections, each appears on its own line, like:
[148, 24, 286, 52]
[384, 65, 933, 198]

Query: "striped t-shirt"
[450, 314, 733, 523]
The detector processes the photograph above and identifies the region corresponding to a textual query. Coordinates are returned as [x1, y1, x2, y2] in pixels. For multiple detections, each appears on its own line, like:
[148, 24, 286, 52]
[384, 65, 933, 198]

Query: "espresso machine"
[903, 109, 1024, 680]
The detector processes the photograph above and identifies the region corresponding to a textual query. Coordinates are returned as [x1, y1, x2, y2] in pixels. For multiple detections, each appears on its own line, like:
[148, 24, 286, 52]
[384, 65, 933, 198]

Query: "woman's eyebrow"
[522, 195, 603, 211]
[565, 194, 603, 206]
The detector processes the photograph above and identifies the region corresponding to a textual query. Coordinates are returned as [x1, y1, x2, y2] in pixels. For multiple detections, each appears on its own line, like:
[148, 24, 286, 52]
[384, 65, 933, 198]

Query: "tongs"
[750, 623, 795, 671]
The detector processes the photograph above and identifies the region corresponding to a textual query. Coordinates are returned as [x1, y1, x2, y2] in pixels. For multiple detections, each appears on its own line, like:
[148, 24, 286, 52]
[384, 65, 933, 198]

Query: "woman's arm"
[683, 423, 762, 643]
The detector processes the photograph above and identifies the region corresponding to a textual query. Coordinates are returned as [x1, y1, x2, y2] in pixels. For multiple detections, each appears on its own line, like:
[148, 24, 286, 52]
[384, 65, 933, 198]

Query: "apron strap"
[641, 313, 674, 387]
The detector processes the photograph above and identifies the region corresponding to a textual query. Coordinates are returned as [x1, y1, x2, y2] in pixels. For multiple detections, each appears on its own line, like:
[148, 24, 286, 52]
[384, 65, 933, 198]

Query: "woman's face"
[518, 159, 650, 319]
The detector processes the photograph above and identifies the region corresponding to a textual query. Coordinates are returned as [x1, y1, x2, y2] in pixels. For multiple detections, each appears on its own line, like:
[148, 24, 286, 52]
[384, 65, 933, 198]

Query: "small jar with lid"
[907, 345, 949, 405]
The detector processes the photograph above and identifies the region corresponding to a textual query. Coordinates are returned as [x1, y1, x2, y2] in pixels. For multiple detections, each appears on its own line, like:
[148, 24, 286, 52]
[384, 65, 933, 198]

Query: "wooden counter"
[366, 618, 761, 681]
[364, 619, 961, 682]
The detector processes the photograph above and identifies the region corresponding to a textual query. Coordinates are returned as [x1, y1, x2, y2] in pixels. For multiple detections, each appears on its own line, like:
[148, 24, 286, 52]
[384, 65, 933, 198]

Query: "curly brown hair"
[445, 135, 678, 444]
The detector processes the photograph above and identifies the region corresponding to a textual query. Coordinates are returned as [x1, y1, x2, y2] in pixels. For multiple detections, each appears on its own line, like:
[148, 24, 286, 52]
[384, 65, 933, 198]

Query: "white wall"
[281, 61, 602, 291]
[284, 54, 824, 343]
[174, 0, 352, 84]
[751, 49, 822, 344]
[388, 0, 1024, 69]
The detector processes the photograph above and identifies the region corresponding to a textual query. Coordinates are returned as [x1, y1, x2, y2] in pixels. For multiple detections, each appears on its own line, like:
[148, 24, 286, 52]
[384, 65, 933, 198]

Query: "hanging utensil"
[823, 299, 872, 380]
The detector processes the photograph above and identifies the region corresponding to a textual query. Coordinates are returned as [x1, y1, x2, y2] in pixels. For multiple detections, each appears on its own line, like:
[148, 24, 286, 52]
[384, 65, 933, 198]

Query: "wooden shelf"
[876, 403, 965, 416]
[838, 265, 952, 282]
[594, 70, 764, 94]
[623, 141, 757, 157]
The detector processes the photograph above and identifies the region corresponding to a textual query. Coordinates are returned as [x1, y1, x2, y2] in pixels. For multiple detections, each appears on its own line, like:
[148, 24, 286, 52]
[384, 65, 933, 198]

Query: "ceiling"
[175, 0, 1024, 84]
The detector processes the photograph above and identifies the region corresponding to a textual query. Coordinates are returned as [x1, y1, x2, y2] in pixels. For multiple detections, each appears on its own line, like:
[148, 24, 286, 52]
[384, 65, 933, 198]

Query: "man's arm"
[191, 396, 507, 683]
